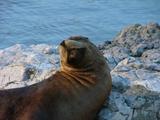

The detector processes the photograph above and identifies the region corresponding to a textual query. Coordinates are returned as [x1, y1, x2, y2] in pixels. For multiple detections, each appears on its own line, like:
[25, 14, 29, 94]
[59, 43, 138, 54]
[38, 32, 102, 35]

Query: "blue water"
[0, 0, 160, 49]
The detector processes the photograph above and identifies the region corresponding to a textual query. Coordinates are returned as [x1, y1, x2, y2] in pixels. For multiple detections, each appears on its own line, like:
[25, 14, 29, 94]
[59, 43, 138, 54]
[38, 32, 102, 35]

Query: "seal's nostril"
[60, 40, 65, 46]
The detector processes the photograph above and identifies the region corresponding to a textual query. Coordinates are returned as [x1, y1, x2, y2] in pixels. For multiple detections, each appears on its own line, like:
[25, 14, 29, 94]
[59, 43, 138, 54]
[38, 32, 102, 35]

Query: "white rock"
[0, 64, 27, 88]
[111, 57, 160, 93]
[0, 44, 60, 89]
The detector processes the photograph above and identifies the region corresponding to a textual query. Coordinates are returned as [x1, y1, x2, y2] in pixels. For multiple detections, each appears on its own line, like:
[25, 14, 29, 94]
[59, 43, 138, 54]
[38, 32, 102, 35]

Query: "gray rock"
[99, 92, 131, 120]
[104, 54, 119, 70]
[131, 43, 153, 57]
[142, 49, 160, 64]
[103, 46, 130, 70]
[112, 22, 160, 56]
[112, 74, 131, 92]
[115, 22, 160, 46]
[129, 97, 146, 109]
[100, 23, 160, 120]
[144, 63, 160, 72]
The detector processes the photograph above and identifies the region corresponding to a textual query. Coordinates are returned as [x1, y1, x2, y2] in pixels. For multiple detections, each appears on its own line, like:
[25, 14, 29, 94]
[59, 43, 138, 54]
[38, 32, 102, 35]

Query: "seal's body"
[0, 36, 112, 120]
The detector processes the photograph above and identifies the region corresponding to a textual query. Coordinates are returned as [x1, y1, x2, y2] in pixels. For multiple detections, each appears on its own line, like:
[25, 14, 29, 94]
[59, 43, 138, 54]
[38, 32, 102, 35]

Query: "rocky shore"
[0, 23, 160, 120]
[98, 22, 160, 120]
[0, 44, 59, 89]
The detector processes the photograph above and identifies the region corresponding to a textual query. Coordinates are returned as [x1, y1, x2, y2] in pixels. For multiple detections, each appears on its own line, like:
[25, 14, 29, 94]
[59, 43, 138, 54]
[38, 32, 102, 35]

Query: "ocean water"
[0, 0, 160, 49]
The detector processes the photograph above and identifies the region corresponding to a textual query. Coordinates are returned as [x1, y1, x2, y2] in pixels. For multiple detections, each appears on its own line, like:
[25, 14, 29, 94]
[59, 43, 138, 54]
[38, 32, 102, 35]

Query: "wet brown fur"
[0, 36, 112, 120]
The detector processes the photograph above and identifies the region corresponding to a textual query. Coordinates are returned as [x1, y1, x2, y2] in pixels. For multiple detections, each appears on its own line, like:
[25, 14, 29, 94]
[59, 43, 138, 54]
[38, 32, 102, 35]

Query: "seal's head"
[59, 36, 107, 72]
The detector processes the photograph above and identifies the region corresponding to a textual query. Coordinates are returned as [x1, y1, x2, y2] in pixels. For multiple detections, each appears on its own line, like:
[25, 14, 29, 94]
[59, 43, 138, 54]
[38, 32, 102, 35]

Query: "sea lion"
[0, 36, 112, 120]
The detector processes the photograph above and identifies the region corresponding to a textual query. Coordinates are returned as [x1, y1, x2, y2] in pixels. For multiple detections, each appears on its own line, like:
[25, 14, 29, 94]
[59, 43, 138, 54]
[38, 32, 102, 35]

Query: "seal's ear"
[68, 47, 86, 65]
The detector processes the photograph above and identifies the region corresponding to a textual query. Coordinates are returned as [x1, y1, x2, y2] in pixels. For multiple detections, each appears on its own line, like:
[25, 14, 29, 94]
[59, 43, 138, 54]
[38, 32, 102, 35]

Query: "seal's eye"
[68, 48, 86, 65]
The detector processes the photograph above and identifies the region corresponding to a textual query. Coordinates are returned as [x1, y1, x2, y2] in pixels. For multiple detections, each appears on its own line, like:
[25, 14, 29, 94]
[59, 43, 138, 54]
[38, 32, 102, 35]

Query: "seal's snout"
[60, 40, 65, 46]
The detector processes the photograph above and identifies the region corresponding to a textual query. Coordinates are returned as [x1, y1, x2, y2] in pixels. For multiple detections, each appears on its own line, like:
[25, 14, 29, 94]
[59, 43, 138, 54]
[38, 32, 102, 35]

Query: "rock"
[131, 43, 153, 57]
[0, 44, 59, 89]
[111, 74, 131, 92]
[98, 57, 160, 120]
[142, 49, 160, 64]
[103, 54, 118, 70]
[111, 57, 160, 93]
[98, 92, 132, 120]
[103, 46, 130, 70]
[112, 22, 160, 56]
[30, 44, 58, 54]
[98, 23, 160, 120]
[0, 64, 27, 89]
